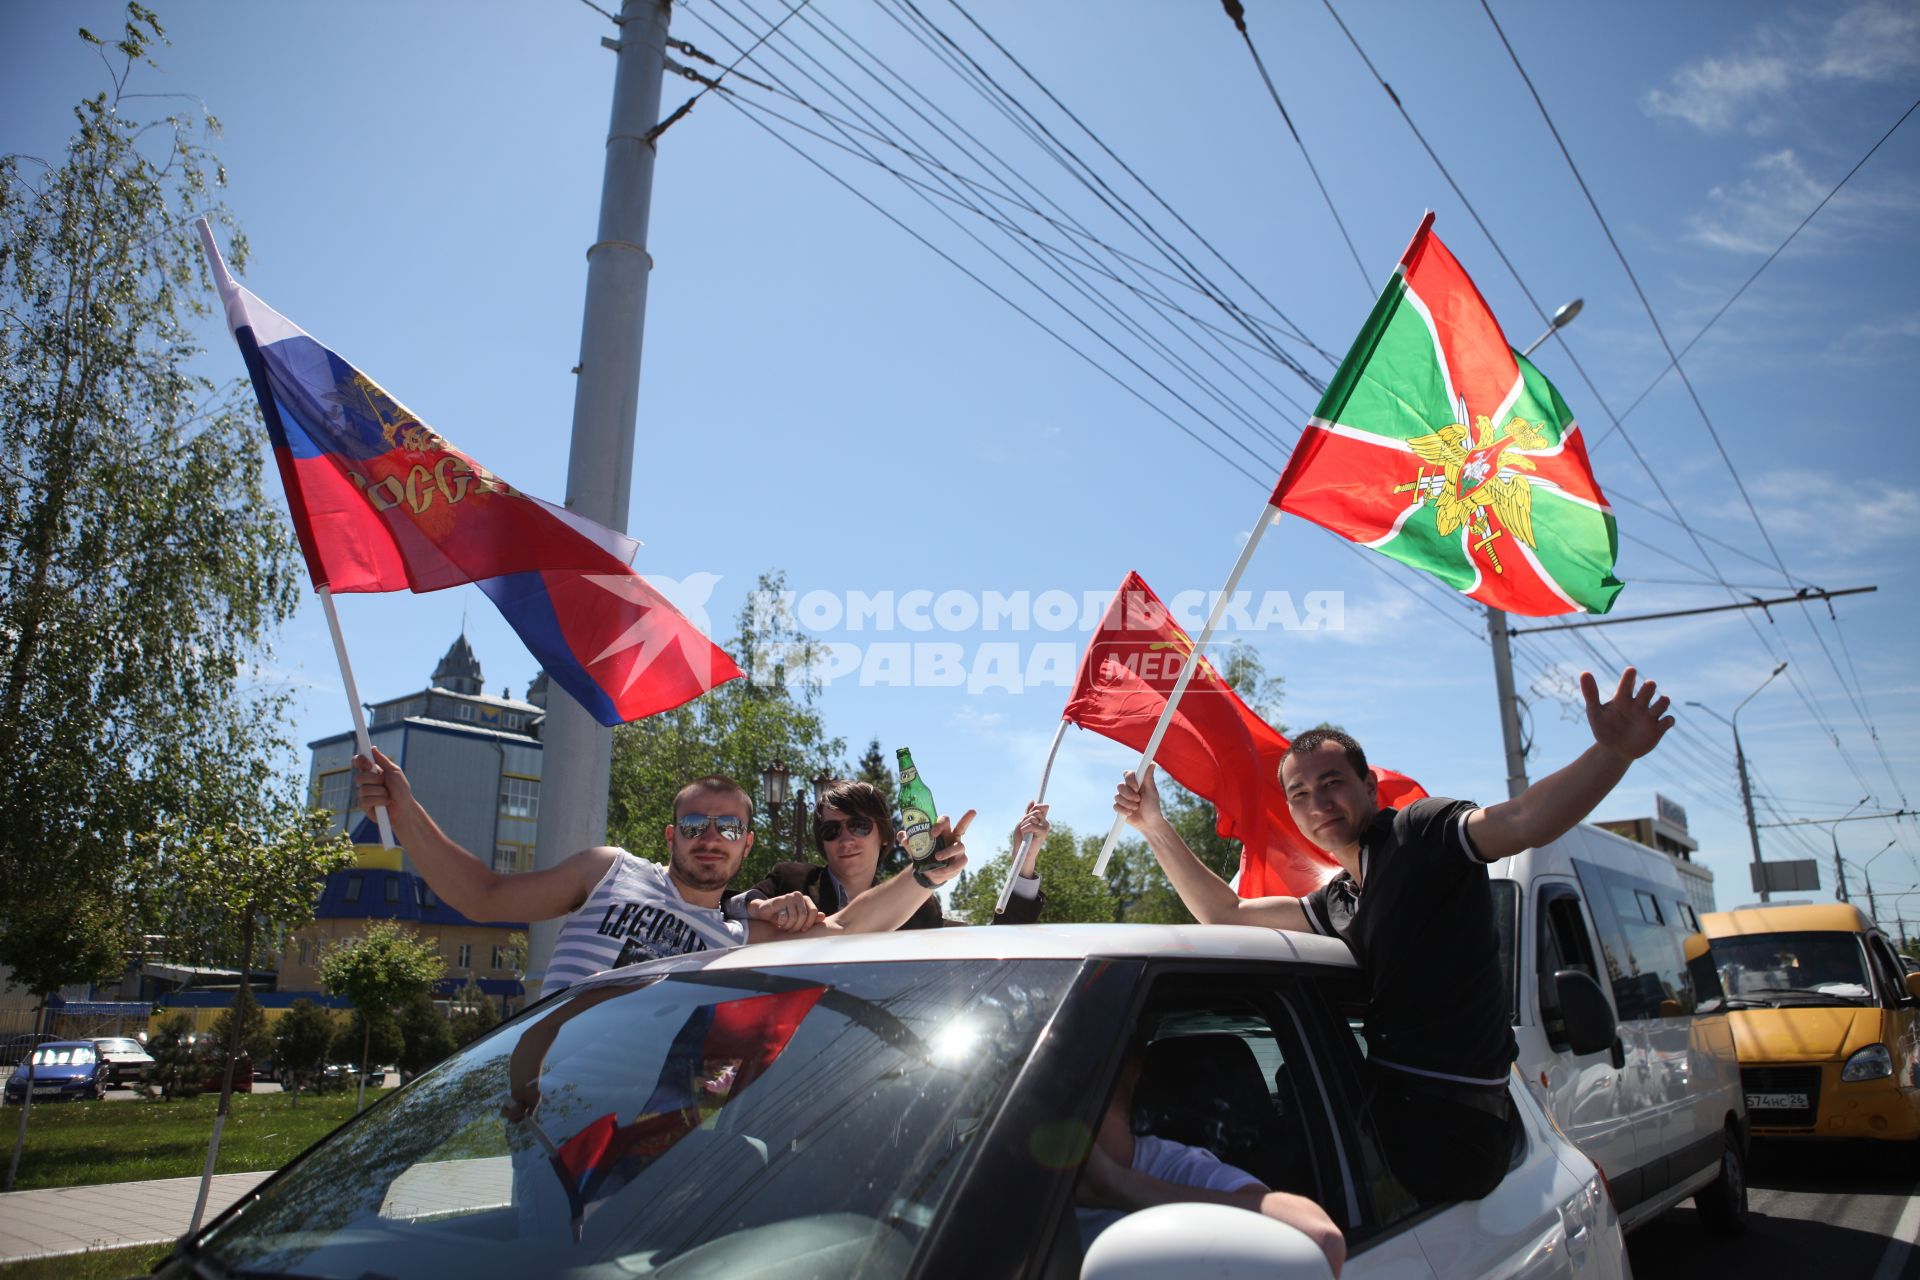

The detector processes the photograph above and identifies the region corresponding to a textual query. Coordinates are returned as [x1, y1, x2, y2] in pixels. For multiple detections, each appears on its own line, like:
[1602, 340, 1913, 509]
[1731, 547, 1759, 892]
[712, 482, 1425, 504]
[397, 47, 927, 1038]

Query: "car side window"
[1572, 859, 1695, 1019]
[1867, 936, 1908, 1007]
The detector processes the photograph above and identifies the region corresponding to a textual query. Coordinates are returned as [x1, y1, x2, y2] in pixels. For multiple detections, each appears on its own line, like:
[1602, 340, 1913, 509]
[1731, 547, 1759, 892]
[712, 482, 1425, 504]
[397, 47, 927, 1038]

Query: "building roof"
[1703, 902, 1873, 937]
[433, 633, 485, 695]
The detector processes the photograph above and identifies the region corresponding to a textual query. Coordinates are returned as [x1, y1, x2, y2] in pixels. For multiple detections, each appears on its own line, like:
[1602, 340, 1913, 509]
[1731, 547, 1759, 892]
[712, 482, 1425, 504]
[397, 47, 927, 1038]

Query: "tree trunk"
[3, 998, 46, 1192]
[190, 918, 252, 1234]
[356, 1018, 369, 1114]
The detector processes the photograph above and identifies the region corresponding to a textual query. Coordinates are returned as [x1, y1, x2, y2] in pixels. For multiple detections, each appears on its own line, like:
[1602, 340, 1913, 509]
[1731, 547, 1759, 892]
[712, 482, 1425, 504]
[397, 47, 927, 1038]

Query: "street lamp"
[1520, 298, 1584, 359]
[1827, 796, 1872, 903]
[1489, 298, 1587, 802]
[758, 761, 815, 864]
[1860, 839, 1901, 926]
[1687, 661, 1788, 900]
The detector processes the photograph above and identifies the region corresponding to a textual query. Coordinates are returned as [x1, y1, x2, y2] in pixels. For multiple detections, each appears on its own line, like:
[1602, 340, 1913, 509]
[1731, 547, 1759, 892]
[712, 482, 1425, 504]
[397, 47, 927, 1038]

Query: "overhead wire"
[1475, 0, 1915, 843]
[678, 0, 1494, 643]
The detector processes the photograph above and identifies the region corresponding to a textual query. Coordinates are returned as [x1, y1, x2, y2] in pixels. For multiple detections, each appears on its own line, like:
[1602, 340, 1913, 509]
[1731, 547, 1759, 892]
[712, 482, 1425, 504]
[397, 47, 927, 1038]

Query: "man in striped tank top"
[353, 748, 973, 993]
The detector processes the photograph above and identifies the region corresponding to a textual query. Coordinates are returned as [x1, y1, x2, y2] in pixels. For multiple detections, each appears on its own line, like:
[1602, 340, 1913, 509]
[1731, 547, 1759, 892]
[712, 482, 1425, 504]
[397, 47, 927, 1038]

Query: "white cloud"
[1685, 148, 1920, 254]
[1645, 2, 1920, 133]
[1645, 54, 1793, 132]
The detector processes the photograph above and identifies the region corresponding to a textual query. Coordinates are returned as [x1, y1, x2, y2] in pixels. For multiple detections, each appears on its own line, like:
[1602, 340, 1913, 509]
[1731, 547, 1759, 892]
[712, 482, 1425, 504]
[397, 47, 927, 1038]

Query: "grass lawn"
[1, 1089, 391, 1191]
[0, 1243, 174, 1279]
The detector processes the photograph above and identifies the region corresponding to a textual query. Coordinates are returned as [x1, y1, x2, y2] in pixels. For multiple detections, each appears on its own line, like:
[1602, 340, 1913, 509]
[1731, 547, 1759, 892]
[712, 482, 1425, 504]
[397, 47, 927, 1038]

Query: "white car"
[90, 1036, 155, 1087]
[163, 926, 1627, 1280]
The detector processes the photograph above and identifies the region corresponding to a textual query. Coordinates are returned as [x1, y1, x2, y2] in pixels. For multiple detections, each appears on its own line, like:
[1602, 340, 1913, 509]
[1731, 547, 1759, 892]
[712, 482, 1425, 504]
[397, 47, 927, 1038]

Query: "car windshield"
[29, 1046, 93, 1066]
[194, 958, 1076, 1278]
[96, 1039, 143, 1053]
[1714, 932, 1875, 1004]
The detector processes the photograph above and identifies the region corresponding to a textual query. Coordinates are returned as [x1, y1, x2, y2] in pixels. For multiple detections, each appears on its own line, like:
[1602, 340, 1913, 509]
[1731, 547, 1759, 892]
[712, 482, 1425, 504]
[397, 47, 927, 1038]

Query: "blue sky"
[5, 1, 1917, 917]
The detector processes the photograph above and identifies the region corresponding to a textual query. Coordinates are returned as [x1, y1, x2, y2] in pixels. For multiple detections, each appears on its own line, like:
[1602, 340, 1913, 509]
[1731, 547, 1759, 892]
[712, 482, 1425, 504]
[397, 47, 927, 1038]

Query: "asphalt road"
[1628, 1141, 1920, 1279]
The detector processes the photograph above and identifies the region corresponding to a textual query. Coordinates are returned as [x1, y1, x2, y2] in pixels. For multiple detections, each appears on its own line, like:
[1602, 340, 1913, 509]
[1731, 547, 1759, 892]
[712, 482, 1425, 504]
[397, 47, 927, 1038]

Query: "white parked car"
[161, 926, 1626, 1280]
[91, 1036, 155, 1087]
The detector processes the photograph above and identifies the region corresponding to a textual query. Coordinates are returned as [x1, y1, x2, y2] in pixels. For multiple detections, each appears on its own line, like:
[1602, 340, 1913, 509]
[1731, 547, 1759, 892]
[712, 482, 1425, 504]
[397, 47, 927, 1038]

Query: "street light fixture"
[1687, 661, 1789, 900]
[1491, 298, 1587, 802]
[1862, 838, 1901, 926]
[1827, 796, 1872, 903]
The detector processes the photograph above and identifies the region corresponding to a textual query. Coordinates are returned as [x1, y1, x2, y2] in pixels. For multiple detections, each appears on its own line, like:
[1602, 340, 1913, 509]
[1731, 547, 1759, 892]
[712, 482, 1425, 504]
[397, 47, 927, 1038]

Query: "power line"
[1218, 0, 1372, 295]
[1476, 0, 1913, 825]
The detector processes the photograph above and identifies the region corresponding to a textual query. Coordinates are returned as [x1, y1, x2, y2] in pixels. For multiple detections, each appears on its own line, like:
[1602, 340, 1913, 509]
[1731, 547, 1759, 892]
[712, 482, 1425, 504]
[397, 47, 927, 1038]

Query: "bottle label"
[901, 805, 935, 861]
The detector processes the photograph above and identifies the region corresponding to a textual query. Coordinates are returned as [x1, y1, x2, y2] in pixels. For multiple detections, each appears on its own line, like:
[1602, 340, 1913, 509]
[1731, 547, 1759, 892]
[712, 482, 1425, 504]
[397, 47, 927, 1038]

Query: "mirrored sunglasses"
[675, 813, 746, 841]
[816, 816, 876, 841]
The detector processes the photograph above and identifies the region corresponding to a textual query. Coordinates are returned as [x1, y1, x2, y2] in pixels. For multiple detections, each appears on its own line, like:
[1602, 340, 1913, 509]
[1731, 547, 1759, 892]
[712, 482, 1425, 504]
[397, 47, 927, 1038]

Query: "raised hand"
[1012, 803, 1051, 876]
[919, 810, 975, 886]
[353, 746, 412, 817]
[1112, 765, 1164, 832]
[1584, 668, 1673, 761]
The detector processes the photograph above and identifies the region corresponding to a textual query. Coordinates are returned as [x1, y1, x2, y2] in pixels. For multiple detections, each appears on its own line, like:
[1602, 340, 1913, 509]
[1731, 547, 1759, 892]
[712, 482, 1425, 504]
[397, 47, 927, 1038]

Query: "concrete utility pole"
[1489, 300, 1581, 799]
[1688, 661, 1787, 901]
[529, 0, 673, 995]
[1829, 798, 1870, 903]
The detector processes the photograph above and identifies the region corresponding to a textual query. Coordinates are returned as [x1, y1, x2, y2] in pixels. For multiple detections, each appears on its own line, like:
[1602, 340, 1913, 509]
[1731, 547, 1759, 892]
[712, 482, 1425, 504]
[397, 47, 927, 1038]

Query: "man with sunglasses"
[729, 780, 1048, 928]
[352, 748, 973, 993]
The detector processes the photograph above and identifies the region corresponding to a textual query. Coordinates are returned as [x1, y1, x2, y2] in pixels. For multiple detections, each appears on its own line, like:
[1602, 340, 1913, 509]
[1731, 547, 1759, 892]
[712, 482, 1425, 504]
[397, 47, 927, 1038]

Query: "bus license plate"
[1747, 1091, 1807, 1111]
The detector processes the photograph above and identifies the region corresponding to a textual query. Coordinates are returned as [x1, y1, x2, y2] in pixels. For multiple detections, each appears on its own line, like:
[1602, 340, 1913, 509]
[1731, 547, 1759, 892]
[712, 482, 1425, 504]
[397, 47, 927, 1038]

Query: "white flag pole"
[995, 718, 1070, 916]
[319, 587, 396, 849]
[1092, 502, 1282, 876]
[194, 218, 395, 850]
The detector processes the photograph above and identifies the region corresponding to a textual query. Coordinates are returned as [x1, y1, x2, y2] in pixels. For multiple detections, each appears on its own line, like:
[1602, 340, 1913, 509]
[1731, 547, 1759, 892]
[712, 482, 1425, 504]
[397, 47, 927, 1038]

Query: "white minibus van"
[1489, 823, 1748, 1233]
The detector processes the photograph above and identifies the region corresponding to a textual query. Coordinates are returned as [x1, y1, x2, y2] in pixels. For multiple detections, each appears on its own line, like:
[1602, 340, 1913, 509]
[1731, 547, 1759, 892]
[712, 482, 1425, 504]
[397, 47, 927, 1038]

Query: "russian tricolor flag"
[200, 225, 741, 724]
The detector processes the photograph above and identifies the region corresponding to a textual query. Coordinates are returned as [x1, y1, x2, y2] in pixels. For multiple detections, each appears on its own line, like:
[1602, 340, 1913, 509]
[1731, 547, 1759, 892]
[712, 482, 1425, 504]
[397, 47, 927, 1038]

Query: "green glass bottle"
[895, 747, 946, 865]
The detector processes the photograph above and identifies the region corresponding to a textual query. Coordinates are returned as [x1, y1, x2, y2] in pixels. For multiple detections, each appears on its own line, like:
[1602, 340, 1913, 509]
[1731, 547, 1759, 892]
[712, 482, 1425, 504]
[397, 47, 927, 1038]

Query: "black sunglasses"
[816, 816, 876, 841]
[676, 813, 747, 841]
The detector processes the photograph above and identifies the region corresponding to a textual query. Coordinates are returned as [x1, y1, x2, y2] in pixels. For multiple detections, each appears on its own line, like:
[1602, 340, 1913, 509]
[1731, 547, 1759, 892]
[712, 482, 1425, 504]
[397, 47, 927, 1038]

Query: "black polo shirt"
[1302, 798, 1517, 1084]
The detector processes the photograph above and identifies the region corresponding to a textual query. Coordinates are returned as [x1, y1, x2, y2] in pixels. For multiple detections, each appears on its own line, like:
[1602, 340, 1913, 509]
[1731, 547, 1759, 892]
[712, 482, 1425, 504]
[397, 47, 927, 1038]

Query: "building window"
[422, 885, 437, 908]
[344, 875, 363, 903]
[298, 939, 312, 966]
[457, 943, 472, 968]
[385, 878, 401, 904]
[493, 843, 533, 874]
[499, 775, 540, 820]
[491, 945, 507, 970]
[314, 769, 352, 818]
[457, 703, 474, 721]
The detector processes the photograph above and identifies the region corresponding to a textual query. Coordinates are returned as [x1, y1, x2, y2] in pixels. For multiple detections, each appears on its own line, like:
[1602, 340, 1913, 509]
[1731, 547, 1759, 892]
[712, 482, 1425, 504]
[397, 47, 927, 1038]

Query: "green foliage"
[272, 999, 336, 1102]
[448, 979, 500, 1048]
[955, 823, 1123, 925]
[608, 571, 845, 887]
[396, 995, 455, 1078]
[333, 1010, 401, 1072]
[318, 921, 445, 1020]
[143, 1014, 206, 1100]
[207, 985, 271, 1067]
[854, 738, 897, 810]
[0, 4, 301, 1004]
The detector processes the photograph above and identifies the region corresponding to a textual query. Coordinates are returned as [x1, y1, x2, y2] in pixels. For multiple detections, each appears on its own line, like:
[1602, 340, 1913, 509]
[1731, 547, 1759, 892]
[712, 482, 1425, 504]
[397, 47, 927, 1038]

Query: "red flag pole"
[994, 718, 1070, 917]
[1091, 503, 1282, 875]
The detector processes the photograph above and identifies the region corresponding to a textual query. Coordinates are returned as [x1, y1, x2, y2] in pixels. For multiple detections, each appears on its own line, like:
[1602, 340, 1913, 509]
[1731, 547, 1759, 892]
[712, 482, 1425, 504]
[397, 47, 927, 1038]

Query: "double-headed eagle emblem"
[1401, 414, 1551, 574]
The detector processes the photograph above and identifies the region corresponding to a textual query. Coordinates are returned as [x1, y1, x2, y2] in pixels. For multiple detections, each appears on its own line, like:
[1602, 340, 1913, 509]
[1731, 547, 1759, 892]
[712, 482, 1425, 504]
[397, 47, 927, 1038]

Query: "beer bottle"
[895, 747, 947, 865]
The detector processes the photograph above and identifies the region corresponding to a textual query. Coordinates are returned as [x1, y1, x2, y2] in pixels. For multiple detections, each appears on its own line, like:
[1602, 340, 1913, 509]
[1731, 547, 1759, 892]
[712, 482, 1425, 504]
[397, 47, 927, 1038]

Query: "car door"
[1531, 881, 1638, 1202]
[1410, 1097, 1584, 1280]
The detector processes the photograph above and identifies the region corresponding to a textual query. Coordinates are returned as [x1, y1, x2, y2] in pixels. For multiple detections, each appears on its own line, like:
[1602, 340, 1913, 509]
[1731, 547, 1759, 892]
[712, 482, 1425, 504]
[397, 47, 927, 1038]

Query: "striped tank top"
[544, 850, 748, 993]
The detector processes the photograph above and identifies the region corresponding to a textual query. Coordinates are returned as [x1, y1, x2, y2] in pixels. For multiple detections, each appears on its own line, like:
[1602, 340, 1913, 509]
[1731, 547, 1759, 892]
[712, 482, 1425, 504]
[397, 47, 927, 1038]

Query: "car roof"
[618, 922, 1360, 976]
[34, 1041, 97, 1050]
[1703, 902, 1872, 937]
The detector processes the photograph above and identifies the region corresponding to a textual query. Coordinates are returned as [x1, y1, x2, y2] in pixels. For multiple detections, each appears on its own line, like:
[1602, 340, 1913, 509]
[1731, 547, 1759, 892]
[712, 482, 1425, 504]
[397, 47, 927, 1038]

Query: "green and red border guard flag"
[1273, 214, 1623, 616]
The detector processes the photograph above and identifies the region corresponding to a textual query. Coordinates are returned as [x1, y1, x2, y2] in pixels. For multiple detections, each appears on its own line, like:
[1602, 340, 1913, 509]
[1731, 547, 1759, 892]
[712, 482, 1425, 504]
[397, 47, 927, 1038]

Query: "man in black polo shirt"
[1113, 667, 1673, 1200]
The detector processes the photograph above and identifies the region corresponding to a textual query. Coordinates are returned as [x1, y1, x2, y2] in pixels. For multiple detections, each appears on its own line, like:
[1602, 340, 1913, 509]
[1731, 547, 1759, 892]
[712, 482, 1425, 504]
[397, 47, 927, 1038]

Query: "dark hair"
[1285, 727, 1369, 781]
[811, 779, 895, 858]
[673, 775, 754, 824]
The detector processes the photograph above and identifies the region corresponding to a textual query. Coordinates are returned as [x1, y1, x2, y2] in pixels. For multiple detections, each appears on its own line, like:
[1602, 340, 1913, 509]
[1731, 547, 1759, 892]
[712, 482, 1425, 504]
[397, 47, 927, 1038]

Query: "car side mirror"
[1082, 1203, 1334, 1280]
[1904, 972, 1920, 1004]
[1555, 969, 1618, 1057]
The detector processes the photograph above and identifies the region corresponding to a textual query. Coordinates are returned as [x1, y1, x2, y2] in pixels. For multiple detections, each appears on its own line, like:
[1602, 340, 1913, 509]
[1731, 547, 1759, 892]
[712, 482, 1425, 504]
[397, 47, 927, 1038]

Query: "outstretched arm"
[1078, 1144, 1345, 1276]
[1468, 668, 1673, 862]
[355, 747, 612, 923]
[744, 811, 975, 941]
[1114, 767, 1312, 932]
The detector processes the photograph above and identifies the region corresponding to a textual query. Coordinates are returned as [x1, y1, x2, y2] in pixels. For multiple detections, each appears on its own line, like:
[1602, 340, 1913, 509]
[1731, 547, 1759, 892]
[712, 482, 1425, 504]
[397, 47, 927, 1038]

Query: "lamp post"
[1827, 796, 1872, 903]
[1489, 300, 1585, 799]
[1861, 839, 1900, 925]
[760, 762, 831, 865]
[1687, 661, 1788, 900]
